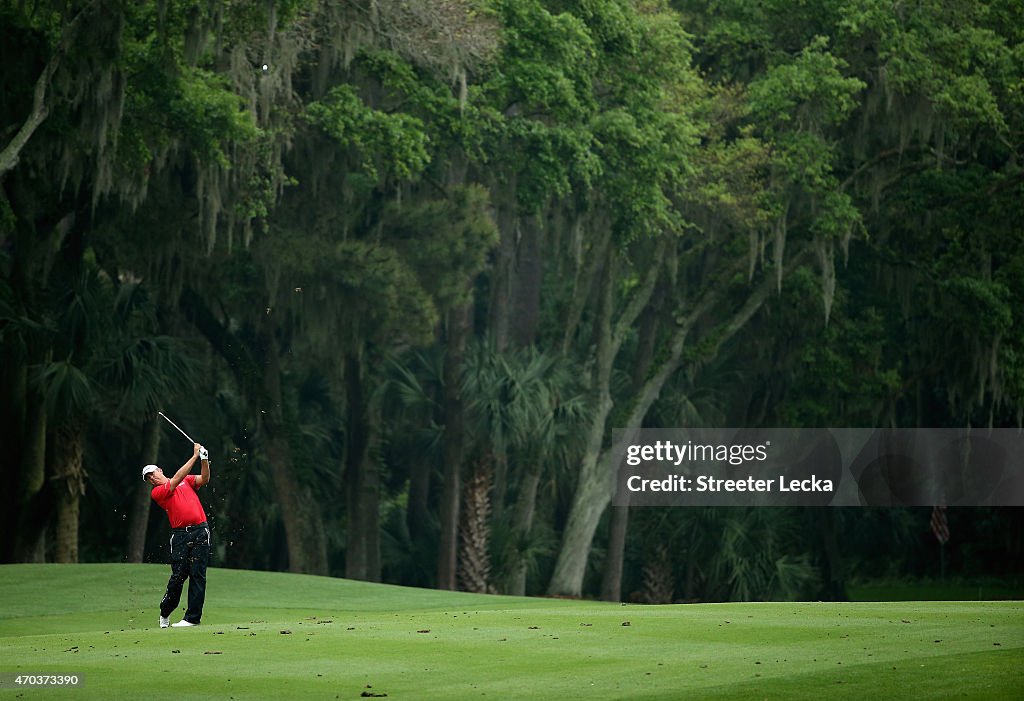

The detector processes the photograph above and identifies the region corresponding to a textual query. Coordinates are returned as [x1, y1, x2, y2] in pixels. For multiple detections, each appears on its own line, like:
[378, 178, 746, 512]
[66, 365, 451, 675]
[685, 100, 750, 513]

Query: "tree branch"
[698, 245, 811, 364]
[0, 2, 97, 179]
[0, 54, 58, 178]
[838, 148, 904, 192]
[622, 244, 811, 434]
[610, 236, 668, 359]
[561, 221, 611, 355]
[179, 287, 263, 399]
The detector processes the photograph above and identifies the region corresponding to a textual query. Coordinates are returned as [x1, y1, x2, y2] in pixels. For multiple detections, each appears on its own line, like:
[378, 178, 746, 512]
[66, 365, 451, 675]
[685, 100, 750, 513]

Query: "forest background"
[2, 0, 1022, 603]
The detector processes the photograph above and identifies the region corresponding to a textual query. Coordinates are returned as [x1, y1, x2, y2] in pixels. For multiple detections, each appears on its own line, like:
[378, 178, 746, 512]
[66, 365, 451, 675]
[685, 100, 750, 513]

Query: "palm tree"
[627, 507, 820, 603]
[37, 358, 92, 563]
[96, 279, 197, 562]
[37, 267, 197, 563]
[462, 343, 589, 595]
[35, 264, 111, 563]
[0, 266, 52, 562]
[381, 349, 445, 586]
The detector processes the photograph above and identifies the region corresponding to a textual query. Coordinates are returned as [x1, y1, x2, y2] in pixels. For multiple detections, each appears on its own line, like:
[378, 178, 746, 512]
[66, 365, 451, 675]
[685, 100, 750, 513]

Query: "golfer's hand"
[193, 442, 200, 458]
[199, 445, 209, 460]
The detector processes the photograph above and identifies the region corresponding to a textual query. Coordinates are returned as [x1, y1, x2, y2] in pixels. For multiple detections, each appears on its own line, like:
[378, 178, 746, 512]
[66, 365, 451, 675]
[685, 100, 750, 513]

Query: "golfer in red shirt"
[142, 442, 211, 628]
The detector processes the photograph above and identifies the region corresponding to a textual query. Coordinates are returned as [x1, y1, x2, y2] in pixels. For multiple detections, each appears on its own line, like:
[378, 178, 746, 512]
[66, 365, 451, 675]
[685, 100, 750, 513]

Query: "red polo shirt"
[151, 475, 207, 528]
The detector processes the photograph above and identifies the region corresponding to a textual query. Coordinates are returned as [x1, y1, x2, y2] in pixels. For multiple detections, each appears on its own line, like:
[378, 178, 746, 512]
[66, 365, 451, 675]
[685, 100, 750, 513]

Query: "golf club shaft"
[158, 411, 195, 444]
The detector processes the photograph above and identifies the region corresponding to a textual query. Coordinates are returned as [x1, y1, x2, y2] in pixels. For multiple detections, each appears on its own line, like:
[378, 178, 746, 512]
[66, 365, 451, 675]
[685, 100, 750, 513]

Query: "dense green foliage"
[1, 0, 1022, 599]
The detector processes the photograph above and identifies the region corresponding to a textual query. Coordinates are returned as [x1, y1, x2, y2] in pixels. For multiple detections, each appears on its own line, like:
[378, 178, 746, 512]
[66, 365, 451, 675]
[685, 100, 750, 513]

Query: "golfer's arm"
[167, 455, 198, 492]
[195, 458, 211, 488]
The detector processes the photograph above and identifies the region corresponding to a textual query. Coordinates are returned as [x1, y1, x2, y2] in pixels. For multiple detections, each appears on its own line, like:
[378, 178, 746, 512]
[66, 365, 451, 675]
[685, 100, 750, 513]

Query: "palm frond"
[34, 359, 97, 419]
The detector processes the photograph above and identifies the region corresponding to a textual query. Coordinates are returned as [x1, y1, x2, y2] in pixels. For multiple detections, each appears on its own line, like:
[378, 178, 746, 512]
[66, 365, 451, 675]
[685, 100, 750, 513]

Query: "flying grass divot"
[0, 564, 1021, 701]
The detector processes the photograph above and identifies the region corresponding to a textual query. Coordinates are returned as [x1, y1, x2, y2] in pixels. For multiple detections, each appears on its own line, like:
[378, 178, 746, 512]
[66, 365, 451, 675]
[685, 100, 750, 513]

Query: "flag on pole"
[930, 505, 950, 544]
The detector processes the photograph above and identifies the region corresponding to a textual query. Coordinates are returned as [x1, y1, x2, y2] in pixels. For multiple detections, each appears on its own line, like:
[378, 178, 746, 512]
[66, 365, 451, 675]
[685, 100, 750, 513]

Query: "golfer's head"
[142, 464, 164, 485]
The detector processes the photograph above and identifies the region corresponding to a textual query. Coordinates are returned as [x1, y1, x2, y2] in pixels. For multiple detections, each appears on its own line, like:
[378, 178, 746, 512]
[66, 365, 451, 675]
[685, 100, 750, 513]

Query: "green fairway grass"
[0, 564, 1021, 700]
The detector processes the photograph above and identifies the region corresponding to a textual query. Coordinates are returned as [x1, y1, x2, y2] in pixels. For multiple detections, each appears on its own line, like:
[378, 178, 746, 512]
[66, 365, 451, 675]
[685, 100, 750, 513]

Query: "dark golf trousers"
[160, 522, 210, 624]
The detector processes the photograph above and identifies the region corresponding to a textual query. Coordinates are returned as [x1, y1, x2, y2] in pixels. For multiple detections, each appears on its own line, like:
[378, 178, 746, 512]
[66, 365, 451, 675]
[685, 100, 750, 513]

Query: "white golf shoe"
[171, 619, 197, 627]
[159, 616, 170, 628]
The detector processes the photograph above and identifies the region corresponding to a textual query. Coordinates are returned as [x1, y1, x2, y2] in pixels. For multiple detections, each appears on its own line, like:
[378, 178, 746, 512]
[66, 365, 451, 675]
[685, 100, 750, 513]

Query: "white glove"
[199, 446, 209, 460]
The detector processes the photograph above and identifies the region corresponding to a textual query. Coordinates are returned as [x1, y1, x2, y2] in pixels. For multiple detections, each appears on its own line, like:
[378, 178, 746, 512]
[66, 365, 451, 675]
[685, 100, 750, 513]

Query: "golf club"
[158, 411, 195, 444]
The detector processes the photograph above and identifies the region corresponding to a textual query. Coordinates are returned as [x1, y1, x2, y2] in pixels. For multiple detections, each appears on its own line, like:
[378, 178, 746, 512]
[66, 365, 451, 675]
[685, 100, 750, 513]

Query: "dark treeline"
[1, 0, 1022, 601]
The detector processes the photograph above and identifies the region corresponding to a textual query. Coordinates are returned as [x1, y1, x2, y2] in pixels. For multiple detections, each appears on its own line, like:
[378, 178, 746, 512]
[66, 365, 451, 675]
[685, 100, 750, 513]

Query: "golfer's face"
[150, 469, 165, 483]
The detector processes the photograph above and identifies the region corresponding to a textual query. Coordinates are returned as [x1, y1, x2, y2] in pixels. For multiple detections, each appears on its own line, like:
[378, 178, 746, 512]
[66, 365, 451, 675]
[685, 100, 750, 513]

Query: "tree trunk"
[406, 454, 431, 542]
[14, 383, 48, 562]
[640, 543, 675, 604]
[561, 224, 610, 355]
[126, 416, 161, 562]
[488, 185, 517, 352]
[53, 419, 86, 563]
[345, 351, 368, 580]
[548, 249, 800, 596]
[510, 214, 542, 348]
[546, 459, 612, 596]
[345, 352, 382, 582]
[600, 503, 629, 601]
[437, 302, 471, 590]
[457, 461, 496, 594]
[363, 441, 382, 581]
[548, 250, 617, 596]
[488, 214, 544, 525]
[817, 508, 847, 600]
[549, 239, 670, 596]
[1, 361, 28, 562]
[264, 331, 327, 575]
[364, 376, 383, 582]
[631, 297, 662, 389]
[182, 289, 326, 573]
[506, 467, 541, 596]
[491, 452, 508, 524]
[602, 300, 662, 601]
